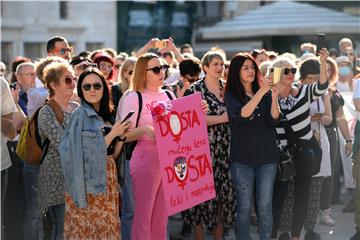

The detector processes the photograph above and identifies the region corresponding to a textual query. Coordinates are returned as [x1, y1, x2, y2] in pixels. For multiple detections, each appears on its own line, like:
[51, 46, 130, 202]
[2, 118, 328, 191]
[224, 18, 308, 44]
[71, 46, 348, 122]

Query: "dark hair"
[179, 58, 201, 77]
[46, 36, 67, 53]
[10, 56, 31, 83]
[70, 56, 93, 67]
[299, 58, 320, 80]
[251, 49, 268, 59]
[180, 44, 193, 54]
[77, 68, 114, 122]
[225, 53, 260, 104]
[78, 51, 91, 58]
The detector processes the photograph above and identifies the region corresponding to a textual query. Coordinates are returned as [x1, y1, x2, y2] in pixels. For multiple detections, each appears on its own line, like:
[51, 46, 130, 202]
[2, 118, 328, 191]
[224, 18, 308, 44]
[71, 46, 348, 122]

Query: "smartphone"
[10, 82, 17, 90]
[317, 33, 326, 53]
[121, 110, 135, 124]
[270, 67, 283, 85]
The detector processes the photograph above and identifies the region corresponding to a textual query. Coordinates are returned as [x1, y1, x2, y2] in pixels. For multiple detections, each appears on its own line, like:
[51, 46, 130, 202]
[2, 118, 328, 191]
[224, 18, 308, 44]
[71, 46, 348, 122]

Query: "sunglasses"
[54, 47, 72, 55]
[270, 68, 297, 75]
[284, 68, 297, 75]
[82, 83, 103, 91]
[146, 65, 169, 74]
[64, 77, 74, 86]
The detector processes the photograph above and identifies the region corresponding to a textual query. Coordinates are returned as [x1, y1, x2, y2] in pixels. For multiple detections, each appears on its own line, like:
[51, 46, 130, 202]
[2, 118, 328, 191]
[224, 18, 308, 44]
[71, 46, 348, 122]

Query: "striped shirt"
[275, 81, 328, 147]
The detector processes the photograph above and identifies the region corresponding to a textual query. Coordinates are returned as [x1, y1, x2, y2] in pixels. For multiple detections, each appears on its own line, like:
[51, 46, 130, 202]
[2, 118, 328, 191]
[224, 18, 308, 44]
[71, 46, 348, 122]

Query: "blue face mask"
[339, 66, 351, 77]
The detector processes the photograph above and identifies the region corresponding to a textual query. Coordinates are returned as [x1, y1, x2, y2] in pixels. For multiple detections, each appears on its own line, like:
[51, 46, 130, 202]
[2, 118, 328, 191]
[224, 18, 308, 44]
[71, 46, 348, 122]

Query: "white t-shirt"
[353, 78, 360, 120]
[1, 77, 17, 171]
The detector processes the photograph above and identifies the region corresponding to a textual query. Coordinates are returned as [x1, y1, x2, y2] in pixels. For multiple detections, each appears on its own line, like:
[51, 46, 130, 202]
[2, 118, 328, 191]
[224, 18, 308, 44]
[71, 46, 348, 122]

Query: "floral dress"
[183, 78, 236, 228]
[63, 126, 120, 240]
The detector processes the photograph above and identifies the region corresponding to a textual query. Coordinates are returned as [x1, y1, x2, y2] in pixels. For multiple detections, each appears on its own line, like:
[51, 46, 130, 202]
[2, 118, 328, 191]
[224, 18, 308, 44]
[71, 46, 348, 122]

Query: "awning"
[199, 1, 360, 40]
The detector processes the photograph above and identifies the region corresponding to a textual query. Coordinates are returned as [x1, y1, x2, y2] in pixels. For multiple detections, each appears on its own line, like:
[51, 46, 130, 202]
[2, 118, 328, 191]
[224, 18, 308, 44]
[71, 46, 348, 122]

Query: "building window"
[60, 1, 68, 19]
[24, 43, 46, 61]
[86, 42, 104, 52]
[1, 42, 13, 67]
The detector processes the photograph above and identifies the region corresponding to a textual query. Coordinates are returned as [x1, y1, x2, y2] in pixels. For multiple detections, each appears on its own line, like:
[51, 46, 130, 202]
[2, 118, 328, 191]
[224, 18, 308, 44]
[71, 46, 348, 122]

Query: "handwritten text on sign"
[152, 93, 215, 216]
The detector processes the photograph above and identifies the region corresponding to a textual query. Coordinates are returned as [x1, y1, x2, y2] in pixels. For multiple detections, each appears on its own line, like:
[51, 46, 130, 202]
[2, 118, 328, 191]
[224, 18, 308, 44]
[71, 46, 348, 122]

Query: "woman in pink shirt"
[121, 53, 174, 239]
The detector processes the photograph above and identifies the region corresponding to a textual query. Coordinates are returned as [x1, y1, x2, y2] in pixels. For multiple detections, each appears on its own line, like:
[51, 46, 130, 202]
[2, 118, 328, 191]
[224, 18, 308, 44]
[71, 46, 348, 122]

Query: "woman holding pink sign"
[121, 53, 175, 239]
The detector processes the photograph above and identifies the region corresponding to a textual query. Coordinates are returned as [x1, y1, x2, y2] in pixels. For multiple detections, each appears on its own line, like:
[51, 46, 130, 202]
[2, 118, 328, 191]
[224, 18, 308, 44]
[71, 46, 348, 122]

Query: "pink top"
[121, 89, 175, 142]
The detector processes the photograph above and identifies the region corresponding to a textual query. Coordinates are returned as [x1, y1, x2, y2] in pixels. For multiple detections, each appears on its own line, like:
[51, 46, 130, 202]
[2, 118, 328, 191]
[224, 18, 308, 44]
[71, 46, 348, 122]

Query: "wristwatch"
[115, 135, 127, 142]
[345, 139, 352, 143]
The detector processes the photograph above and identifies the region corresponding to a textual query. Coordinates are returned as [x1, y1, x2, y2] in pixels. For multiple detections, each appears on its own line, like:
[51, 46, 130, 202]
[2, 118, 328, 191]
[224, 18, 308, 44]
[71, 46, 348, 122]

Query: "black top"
[103, 126, 117, 156]
[327, 90, 344, 129]
[224, 91, 279, 165]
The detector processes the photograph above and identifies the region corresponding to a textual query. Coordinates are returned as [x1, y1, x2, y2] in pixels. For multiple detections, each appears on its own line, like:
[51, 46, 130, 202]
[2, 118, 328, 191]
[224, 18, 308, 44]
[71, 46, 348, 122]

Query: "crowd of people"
[1, 35, 359, 240]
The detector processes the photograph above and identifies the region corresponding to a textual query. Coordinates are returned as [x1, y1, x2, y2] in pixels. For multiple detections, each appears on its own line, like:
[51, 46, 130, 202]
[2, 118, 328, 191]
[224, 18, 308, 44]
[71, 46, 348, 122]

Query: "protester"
[272, 49, 329, 240]
[322, 57, 352, 222]
[350, 78, 360, 240]
[60, 68, 130, 239]
[183, 51, 236, 240]
[225, 53, 280, 240]
[298, 58, 332, 240]
[251, 49, 270, 66]
[37, 61, 78, 239]
[47, 36, 72, 61]
[121, 53, 175, 239]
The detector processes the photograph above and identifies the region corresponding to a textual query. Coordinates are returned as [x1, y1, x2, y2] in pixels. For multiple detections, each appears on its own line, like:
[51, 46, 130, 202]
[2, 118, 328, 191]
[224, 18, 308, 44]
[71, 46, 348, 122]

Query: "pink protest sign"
[151, 92, 215, 216]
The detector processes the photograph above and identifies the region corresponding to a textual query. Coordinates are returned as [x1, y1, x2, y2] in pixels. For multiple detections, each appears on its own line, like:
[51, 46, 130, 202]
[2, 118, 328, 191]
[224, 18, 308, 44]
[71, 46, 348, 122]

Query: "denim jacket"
[59, 101, 107, 208]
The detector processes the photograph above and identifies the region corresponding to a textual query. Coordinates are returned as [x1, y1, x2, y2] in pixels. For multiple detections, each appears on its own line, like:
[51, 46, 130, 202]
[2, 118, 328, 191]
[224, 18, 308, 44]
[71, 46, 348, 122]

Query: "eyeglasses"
[115, 64, 121, 70]
[284, 68, 297, 75]
[82, 83, 103, 91]
[146, 65, 169, 74]
[128, 70, 134, 75]
[53, 47, 73, 55]
[64, 77, 75, 86]
[19, 72, 36, 77]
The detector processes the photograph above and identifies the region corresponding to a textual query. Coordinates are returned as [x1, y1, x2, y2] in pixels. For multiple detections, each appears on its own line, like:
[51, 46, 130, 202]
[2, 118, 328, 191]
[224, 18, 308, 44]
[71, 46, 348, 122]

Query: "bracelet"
[115, 136, 127, 142]
[346, 139, 352, 143]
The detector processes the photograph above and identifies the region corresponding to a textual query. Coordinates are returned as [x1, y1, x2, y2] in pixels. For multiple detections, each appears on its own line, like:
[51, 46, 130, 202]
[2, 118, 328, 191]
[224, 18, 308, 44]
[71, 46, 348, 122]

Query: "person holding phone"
[271, 49, 329, 240]
[120, 53, 176, 239]
[300, 58, 332, 240]
[60, 68, 130, 239]
[225, 53, 280, 240]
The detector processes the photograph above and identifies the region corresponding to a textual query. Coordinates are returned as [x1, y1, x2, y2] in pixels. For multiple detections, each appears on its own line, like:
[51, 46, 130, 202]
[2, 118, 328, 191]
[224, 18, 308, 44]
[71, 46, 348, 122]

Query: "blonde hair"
[35, 56, 66, 83]
[118, 56, 137, 86]
[130, 53, 158, 91]
[43, 61, 73, 97]
[259, 60, 273, 77]
[272, 57, 297, 69]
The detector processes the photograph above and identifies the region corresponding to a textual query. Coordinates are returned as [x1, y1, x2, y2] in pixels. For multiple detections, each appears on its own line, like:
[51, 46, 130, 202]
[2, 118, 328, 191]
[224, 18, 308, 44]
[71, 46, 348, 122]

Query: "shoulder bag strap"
[46, 99, 64, 124]
[164, 90, 174, 100]
[135, 91, 143, 128]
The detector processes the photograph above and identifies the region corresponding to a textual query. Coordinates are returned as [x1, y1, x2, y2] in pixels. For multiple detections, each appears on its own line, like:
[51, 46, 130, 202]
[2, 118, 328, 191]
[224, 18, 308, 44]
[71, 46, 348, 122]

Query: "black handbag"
[275, 133, 296, 182]
[283, 118, 322, 177]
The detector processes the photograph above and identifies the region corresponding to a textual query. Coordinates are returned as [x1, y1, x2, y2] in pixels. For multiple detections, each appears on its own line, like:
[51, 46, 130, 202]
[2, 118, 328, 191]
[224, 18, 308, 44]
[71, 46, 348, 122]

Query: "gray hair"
[15, 62, 35, 75]
[201, 51, 225, 73]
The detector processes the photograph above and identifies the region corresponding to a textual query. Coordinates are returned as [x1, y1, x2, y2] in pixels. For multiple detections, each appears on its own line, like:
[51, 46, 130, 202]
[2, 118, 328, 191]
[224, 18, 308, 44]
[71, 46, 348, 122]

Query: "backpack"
[16, 99, 64, 165]
[124, 90, 173, 160]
